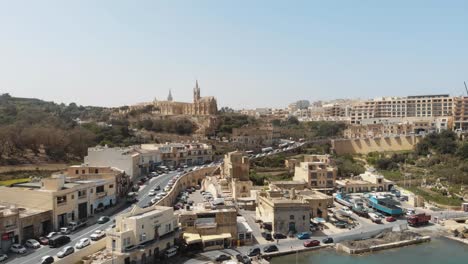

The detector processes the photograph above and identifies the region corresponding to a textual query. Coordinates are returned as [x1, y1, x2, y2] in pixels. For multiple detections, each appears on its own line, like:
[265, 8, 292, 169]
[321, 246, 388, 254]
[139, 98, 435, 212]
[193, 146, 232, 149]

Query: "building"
[0, 204, 53, 252]
[0, 170, 118, 230]
[349, 94, 454, 124]
[90, 205, 178, 264]
[84, 146, 156, 180]
[179, 207, 239, 251]
[323, 103, 348, 118]
[231, 124, 280, 150]
[344, 123, 415, 139]
[293, 155, 337, 191]
[256, 189, 331, 235]
[141, 142, 213, 167]
[336, 168, 395, 193]
[127, 81, 217, 116]
[453, 96, 468, 131]
[221, 151, 253, 199]
[288, 100, 310, 112]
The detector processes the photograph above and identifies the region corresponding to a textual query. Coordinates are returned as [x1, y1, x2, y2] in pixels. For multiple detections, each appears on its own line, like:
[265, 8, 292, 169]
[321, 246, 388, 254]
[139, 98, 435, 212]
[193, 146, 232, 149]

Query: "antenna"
[465, 81, 468, 96]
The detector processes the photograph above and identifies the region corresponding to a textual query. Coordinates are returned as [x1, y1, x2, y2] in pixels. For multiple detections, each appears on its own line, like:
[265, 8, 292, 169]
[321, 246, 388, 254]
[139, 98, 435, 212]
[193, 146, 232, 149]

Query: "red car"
[386, 216, 397, 222]
[38, 236, 49, 245]
[303, 240, 320, 247]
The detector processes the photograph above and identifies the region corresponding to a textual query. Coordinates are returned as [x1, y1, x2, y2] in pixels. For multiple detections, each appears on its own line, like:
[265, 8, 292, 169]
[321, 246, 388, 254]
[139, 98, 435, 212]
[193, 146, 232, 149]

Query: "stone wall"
[156, 167, 219, 207]
[55, 237, 106, 264]
[331, 135, 422, 155]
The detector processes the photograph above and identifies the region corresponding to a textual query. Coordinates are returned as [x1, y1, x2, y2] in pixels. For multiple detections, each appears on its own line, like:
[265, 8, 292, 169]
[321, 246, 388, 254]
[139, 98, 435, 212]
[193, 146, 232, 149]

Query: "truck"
[68, 220, 87, 231]
[407, 213, 431, 227]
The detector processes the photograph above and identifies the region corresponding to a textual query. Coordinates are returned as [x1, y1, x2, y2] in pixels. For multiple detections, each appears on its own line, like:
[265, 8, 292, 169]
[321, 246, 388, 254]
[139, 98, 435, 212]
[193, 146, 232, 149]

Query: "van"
[164, 246, 177, 258]
[49, 235, 71, 248]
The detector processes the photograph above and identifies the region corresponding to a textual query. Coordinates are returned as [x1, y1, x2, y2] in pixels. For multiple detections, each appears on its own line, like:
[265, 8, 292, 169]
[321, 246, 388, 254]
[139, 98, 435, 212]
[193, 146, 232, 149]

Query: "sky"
[0, 0, 467, 109]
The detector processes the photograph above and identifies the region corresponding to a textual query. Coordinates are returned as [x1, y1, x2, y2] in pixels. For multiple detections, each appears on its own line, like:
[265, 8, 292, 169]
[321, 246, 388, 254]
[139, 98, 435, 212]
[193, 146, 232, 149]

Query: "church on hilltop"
[150, 81, 218, 116]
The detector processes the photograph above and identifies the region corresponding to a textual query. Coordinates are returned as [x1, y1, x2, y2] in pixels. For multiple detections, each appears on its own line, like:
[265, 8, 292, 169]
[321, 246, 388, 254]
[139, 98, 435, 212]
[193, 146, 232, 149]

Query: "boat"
[365, 194, 403, 216]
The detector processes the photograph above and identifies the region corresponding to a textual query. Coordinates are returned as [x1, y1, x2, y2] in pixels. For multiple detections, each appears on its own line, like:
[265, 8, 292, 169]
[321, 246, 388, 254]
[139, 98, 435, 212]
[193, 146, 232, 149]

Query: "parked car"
[340, 206, 353, 217]
[296, 232, 310, 240]
[303, 240, 320, 247]
[60, 227, 71, 234]
[215, 254, 231, 262]
[261, 231, 272, 241]
[25, 239, 41, 248]
[97, 216, 110, 224]
[90, 230, 106, 241]
[235, 254, 251, 264]
[75, 238, 91, 249]
[10, 244, 27, 254]
[148, 190, 157, 196]
[273, 233, 287, 239]
[57, 246, 74, 258]
[0, 254, 8, 262]
[68, 221, 87, 231]
[155, 185, 161, 191]
[46, 232, 58, 239]
[386, 216, 397, 222]
[48, 235, 71, 248]
[247, 247, 261, 257]
[322, 237, 334, 244]
[38, 236, 49, 245]
[263, 245, 279, 253]
[41, 255, 54, 264]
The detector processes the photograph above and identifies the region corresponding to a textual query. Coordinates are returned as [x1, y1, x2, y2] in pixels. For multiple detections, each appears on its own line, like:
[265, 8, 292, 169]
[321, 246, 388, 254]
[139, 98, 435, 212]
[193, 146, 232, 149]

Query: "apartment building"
[0, 169, 118, 230]
[221, 151, 253, 199]
[179, 208, 239, 251]
[231, 124, 280, 150]
[85, 146, 146, 179]
[293, 155, 337, 191]
[141, 142, 213, 167]
[453, 96, 468, 131]
[350, 94, 454, 124]
[256, 189, 331, 235]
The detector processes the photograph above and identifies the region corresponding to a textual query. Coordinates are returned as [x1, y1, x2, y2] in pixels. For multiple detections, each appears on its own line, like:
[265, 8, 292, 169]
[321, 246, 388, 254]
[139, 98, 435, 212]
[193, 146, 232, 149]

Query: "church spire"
[167, 89, 173, 101]
[193, 80, 201, 102]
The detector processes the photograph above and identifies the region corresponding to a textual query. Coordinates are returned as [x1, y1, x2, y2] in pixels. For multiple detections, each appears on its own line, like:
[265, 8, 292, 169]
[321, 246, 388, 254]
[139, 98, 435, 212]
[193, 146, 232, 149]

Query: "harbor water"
[271, 237, 468, 264]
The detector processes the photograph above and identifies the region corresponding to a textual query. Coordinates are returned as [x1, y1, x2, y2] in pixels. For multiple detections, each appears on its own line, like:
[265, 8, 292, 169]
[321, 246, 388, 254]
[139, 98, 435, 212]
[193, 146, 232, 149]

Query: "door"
[22, 225, 34, 242]
[78, 202, 88, 220]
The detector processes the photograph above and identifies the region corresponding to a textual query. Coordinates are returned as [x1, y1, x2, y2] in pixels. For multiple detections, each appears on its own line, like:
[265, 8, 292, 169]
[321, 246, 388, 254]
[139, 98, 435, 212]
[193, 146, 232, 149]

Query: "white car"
[25, 239, 41, 248]
[340, 206, 353, 217]
[164, 186, 171, 192]
[10, 244, 27, 254]
[90, 230, 106, 241]
[57, 246, 74, 258]
[151, 197, 160, 204]
[75, 238, 91, 249]
[148, 190, 157, 196]
[0, 254, 8, 262]
[46, 232, 58, 238]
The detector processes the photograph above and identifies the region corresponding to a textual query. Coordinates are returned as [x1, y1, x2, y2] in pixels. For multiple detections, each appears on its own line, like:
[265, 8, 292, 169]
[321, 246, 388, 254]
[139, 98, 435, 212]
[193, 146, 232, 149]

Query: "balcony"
[96, 192, 107, 198]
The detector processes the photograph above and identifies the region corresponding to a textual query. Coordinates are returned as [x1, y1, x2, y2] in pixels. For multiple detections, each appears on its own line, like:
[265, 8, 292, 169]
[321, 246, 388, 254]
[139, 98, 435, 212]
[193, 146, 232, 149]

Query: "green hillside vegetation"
[0, 93, 139, 164]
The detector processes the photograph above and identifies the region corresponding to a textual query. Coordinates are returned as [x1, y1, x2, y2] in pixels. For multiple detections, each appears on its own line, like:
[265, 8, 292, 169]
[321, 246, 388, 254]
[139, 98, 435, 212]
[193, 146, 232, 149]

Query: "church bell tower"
[193, 80, 201, 102]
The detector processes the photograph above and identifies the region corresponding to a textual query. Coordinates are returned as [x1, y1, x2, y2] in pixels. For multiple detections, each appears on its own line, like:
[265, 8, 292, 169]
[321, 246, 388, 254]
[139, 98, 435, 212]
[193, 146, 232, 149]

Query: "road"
[7, 170, 184, 264]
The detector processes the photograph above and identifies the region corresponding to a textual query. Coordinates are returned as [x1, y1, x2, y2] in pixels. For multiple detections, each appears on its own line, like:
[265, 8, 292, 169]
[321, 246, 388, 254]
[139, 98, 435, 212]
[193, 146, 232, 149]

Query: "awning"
[183, 233, 202, 244]
[201, 233, 232, 243]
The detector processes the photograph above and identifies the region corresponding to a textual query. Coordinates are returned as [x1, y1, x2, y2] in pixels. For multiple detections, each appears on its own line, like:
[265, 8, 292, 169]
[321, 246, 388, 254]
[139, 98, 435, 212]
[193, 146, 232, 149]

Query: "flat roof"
[201, 233, 231, 242]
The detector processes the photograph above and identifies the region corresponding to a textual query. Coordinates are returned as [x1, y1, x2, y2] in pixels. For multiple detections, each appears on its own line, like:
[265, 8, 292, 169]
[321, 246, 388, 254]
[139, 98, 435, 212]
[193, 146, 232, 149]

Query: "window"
[109, 184, 114, 189]
[139, 233, 146, 242]
[75, 170, 79, 174]
[141, 225, 144, 229]
[71, 195, 74, 199]
[95, 169, 99, 174]
[96, 186, 105, 193]
[289, 215, 294, 220]
[57, 196, 67, 204]
[239, 233, 245, 240]
[246, 233, 252, 240]
[303, 215, 305, 220]
[82, 170, 85, 174]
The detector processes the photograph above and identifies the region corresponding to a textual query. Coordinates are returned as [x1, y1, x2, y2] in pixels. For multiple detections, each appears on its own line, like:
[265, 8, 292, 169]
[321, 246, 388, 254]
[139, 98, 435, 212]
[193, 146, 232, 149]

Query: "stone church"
[153, 81, 218, 116]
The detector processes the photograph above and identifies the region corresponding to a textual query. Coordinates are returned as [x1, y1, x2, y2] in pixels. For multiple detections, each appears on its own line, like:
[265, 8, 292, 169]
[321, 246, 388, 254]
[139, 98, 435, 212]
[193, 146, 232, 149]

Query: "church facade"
[152, 81, 218, 116]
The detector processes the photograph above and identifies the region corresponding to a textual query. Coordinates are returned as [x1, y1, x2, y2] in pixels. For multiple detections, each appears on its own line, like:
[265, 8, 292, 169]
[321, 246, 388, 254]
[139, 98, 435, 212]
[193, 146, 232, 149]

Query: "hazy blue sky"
[1, 0, 467, 109]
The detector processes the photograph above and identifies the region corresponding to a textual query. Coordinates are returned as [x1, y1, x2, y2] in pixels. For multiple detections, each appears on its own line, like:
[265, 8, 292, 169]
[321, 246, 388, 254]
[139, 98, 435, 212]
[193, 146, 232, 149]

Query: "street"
[7, 170, 181, 264]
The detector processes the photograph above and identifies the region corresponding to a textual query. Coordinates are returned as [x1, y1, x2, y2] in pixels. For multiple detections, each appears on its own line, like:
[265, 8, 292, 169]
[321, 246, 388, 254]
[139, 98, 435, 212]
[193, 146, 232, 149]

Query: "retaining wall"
[55, 238, 106, 264]
[331, 135, 421, 155]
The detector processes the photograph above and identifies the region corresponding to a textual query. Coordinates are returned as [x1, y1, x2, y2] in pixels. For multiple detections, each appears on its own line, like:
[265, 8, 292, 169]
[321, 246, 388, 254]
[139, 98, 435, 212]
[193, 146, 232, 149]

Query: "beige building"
[336, 168, 395, 193]
[453, 96, 468, 131]
[221, 151, 253, 199]
[293, 155, 337, 191]
[256, 189, 331, 235]
[0, 205, 53, 252]
[0, 167, 120, 230]
[141, 142, 213, 167]
[231, 124, 280, 150]
[350, 94, 454, 124]
[179, 208, 240, 251]
[344, 123, 415, 139]
[90, 205, 178, 264]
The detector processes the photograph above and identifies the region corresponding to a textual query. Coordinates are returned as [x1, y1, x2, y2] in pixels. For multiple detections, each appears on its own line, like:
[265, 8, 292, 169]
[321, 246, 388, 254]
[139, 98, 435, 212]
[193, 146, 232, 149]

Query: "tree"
[456, 143, 468, 159]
